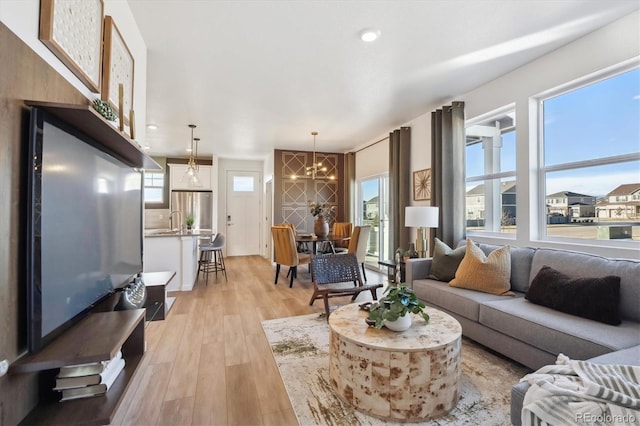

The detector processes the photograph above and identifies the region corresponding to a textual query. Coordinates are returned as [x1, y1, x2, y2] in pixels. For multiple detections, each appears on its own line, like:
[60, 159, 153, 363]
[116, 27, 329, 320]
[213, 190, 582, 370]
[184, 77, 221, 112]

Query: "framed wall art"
[39, 0, 104, 93]
[413, 168, 432, 201]
[102, 16, 135, 125]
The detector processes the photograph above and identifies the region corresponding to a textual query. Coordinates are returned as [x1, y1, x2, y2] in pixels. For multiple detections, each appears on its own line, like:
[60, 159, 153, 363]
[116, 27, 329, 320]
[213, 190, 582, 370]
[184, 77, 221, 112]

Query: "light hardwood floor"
[112, 255, 389, 426]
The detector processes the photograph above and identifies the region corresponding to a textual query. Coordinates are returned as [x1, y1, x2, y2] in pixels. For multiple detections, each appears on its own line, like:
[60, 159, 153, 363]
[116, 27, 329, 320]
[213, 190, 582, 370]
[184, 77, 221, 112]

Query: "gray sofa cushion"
[412, 278, 520, 322]
[479, 298, 640, 360]
[476, 243, 536, 293]
[588, 345, 640, 365]
[531, 248, 640, 322]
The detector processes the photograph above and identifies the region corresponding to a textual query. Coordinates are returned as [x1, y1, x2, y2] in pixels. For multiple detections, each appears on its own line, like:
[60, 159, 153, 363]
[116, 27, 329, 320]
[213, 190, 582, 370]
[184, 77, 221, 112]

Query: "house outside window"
[539, 66, 640, 241]
[465, 106, 517, 234]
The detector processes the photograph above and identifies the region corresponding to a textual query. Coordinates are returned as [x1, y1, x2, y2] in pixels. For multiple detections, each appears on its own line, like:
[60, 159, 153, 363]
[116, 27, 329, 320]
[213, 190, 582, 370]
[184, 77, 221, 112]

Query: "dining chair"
[271, 225, 312, 287]
[331, 222, 353, 253]
[347, 225, 371, 281]
[275, 222, 310, 253]
[309, 253, 383, 318]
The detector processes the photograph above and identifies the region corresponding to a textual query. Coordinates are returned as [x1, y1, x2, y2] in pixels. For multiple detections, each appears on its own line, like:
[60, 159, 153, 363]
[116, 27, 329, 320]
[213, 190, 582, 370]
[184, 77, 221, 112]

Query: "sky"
[466, 67, 640, 198]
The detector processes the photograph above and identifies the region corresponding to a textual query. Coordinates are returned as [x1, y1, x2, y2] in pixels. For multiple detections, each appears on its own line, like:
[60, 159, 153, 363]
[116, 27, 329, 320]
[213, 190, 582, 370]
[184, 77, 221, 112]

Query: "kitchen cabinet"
[143, 233, 200, 291]
[169, 163, 213, 190]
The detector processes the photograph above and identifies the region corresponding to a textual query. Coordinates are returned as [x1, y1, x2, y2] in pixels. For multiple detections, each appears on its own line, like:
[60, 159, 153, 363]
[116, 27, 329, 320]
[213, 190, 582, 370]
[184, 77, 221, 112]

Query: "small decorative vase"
[407, 243, 419, 259]
[314, 216, 329, 237]
[385, 313, 412, 332]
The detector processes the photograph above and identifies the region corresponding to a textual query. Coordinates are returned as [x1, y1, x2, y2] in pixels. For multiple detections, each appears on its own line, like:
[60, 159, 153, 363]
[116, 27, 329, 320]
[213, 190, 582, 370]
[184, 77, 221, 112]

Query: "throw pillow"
[428, 238, 466, 282]
[449, 239, 513, 295]
[526, 265, 621, 325]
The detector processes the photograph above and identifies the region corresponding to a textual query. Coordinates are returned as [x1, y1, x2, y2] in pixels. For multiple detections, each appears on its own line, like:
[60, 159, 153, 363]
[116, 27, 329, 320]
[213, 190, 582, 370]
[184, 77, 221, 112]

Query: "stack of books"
[54, 350, 126, 402]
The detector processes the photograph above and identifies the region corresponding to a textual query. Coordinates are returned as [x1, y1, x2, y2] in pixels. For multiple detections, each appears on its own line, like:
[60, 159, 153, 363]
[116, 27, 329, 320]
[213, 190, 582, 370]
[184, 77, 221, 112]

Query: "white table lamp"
[405, 206, 439, 257]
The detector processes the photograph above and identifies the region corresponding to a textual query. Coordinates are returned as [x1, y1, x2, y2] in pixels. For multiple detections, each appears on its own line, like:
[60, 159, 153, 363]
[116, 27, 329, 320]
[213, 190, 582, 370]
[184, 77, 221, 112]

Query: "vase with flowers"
[308, 200, 336, 238]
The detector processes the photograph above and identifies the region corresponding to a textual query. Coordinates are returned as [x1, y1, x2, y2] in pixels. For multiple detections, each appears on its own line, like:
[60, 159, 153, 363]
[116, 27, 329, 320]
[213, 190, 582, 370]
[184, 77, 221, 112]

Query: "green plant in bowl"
[185, 214, 195, 229]
[368, 285, 429, 329]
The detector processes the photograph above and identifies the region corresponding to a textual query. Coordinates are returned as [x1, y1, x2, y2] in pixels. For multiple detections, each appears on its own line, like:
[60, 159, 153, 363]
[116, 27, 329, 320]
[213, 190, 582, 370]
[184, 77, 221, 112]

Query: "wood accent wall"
[0, 22, 88, 425]
[273, 149, 345, 233]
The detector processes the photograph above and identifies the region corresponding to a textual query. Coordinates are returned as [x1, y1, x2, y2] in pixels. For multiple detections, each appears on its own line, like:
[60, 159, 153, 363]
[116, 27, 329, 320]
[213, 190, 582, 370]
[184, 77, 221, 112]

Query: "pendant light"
[291, 131, 335, 180]
[183, 124, 201, 186]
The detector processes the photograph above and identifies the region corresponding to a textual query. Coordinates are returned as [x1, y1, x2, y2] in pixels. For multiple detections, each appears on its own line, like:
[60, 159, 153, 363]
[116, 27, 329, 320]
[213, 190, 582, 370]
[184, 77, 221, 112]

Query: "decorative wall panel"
[282, 152, 308, 180]
[282, 179, 307, 205]
[282, 207, 309, 231]
[274, 149, 345, 234]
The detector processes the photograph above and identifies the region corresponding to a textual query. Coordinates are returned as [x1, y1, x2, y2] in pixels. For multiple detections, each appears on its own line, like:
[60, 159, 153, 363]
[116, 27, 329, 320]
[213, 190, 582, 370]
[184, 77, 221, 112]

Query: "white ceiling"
[127, 0, 638, 160]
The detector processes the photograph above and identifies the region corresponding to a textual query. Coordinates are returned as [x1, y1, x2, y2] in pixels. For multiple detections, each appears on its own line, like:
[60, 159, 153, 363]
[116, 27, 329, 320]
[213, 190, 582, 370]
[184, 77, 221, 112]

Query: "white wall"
[0, 0, 148, 145]
[357, 10, 640, 259]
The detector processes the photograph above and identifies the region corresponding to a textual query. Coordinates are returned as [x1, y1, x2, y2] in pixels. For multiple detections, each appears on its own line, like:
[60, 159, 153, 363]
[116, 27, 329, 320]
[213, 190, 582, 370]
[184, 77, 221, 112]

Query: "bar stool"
[197, 233, 227, 283]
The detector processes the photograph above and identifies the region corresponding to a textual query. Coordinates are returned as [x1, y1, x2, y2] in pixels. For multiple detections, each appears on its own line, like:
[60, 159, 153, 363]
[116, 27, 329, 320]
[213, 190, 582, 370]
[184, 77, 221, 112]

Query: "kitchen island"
[143, 229, 214, 291]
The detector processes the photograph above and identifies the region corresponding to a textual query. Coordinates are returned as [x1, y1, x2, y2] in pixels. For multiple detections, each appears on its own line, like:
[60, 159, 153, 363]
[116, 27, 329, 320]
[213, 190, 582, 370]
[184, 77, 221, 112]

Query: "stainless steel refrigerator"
[170, 190, 213, 230]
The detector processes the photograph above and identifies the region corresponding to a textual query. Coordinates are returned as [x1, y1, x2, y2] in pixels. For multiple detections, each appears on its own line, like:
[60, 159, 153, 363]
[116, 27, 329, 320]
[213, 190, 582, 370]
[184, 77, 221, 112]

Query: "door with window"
[358, 175, 390, 268]
[226, 171, 261, 256]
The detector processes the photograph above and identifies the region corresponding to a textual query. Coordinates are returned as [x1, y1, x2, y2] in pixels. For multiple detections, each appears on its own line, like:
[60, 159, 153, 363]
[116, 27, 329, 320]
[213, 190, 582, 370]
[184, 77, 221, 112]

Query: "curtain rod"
[354, 136, 389, 153]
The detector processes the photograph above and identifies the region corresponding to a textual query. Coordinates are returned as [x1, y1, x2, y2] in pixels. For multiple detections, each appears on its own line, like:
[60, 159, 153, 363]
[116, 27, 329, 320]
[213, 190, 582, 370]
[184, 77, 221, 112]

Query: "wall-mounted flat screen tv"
[25, 107, 143, 353]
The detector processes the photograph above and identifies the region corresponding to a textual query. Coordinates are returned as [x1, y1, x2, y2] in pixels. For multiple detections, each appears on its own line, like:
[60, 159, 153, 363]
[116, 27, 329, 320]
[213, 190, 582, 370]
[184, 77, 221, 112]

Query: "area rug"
[262, 312, 529, 426]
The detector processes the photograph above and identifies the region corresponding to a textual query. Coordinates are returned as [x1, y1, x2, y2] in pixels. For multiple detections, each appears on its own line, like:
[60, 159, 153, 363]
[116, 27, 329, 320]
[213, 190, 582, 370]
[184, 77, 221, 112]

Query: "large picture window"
[540, 67, 640, 242]
[465, 106, 516, 234]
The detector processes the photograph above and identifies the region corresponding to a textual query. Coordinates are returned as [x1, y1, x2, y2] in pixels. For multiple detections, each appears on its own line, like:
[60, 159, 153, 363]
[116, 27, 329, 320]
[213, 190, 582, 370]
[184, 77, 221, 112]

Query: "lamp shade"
[405, 206, 439, 228]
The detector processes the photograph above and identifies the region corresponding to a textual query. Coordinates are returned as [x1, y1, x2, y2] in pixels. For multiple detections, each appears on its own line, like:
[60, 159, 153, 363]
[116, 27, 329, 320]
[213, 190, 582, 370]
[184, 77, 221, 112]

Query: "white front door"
[226, 171, 261, 256]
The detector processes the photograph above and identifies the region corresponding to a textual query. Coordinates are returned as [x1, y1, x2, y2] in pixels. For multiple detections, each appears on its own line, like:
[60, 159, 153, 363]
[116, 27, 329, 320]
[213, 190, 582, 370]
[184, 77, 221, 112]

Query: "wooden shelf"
[10, 310, 145, 374]
[12, 309, 146, 426]
[19, 353, 143, 426]
[24, 101, 161, 170]
[142, 271, 176, 322]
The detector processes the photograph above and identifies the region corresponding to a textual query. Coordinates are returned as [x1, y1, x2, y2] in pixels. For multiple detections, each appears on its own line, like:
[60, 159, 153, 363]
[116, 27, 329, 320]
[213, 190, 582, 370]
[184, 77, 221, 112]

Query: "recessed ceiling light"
[146, 124, 158, 130]
[360, 28, 381, 42]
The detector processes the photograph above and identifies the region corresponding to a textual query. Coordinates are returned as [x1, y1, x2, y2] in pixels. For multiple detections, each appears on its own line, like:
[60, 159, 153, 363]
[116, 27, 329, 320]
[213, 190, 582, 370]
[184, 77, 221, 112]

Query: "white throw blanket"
[521, 354, 640, 426]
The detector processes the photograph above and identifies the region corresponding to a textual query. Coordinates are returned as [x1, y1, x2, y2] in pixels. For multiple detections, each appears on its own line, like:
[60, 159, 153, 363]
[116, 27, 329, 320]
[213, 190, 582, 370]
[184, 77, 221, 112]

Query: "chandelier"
[292, 131, 335, 180]
[183, 124, 200, 186]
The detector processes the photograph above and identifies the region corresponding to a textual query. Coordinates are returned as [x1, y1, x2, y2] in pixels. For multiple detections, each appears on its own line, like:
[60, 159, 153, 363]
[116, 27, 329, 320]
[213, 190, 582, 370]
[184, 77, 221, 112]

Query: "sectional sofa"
[405, 242, 640, 425]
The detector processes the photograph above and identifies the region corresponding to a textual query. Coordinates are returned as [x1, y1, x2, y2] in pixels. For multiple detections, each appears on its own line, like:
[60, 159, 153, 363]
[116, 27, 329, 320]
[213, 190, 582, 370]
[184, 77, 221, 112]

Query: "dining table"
[295, 234, 350, 255]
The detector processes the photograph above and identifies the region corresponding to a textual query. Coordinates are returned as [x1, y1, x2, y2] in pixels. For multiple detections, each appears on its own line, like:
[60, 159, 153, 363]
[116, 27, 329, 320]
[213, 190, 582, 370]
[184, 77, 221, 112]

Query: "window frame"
[465, 103, 517, 238]
[535, 62, 640, 246]
[144, 171, 167, 207]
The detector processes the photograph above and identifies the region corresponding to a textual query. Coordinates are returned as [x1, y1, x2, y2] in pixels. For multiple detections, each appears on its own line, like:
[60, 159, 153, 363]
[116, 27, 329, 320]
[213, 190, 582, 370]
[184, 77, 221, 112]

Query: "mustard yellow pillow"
[449, 239, 513, 295]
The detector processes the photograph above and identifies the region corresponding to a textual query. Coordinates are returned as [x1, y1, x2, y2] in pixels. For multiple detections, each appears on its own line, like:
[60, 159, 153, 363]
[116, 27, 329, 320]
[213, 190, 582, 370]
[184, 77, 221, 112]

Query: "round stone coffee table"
[328, 303, 462, 422]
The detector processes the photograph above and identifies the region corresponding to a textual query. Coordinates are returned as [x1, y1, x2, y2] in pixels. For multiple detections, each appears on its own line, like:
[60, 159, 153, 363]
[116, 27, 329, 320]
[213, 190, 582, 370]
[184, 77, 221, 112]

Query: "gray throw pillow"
[428, 238, 466, 282]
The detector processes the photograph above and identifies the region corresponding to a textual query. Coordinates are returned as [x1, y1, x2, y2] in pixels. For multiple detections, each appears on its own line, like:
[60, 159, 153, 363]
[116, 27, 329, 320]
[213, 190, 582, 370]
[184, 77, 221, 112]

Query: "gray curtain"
[389, 127, 411, 254]
[344, 152, 356, 222]
[431, 102, 466, 248]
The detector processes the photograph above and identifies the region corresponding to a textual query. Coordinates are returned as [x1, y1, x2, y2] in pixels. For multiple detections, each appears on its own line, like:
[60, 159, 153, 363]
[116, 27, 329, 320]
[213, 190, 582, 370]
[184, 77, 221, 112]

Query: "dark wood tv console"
[142, 271, 176, 322]
[10, 309, 145, 426]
